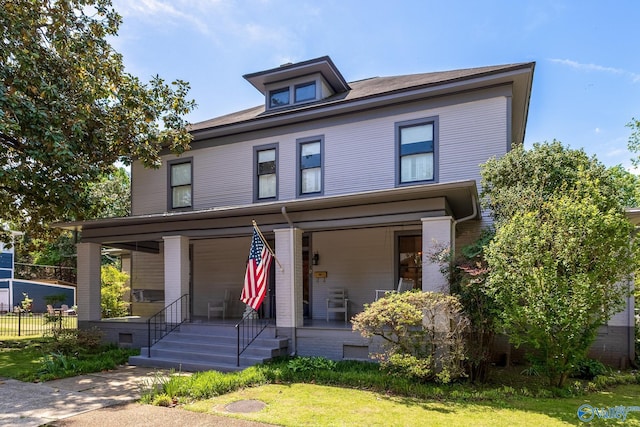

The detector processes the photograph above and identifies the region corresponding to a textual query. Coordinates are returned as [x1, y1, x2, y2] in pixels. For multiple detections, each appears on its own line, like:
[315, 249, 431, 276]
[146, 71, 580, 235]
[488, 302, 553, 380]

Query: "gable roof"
[189, 61, 535, 146]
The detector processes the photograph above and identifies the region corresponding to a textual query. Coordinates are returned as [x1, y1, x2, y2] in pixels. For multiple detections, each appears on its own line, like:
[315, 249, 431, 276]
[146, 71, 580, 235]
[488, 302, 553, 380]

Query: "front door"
[398, 235, 422, 290]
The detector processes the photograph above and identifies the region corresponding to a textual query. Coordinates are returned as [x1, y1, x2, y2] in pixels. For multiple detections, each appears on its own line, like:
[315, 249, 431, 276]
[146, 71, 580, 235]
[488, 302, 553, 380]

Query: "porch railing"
[235, 308, 269, 366]
[147, 294, 190, 358]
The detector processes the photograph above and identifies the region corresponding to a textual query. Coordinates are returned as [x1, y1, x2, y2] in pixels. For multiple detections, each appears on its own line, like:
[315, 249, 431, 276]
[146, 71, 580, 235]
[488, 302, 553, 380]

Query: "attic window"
[295, 82, 316, 102]
[268, 81, 317, 109]
[269, 88, 290, 108]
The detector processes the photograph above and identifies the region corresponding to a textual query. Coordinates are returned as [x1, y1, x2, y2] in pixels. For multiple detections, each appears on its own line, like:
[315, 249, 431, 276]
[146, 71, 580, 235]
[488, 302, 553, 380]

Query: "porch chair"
[46, 304, 55, 315]
[61, 304, 75, 315]
[208, 289, 230, 321]
[375, 277, 415, 300]
[326, 288, 348, 322]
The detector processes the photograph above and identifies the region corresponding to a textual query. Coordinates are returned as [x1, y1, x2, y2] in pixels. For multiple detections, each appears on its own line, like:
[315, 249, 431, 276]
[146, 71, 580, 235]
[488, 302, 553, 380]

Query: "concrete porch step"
[128, 322, 288, 372]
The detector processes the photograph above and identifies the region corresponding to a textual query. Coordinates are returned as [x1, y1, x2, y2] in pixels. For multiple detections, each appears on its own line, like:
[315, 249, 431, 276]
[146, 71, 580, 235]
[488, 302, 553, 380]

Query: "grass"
[0, 334, 139, 382]
[137, 357, 640, 426]
[185, 383, 640, 426]
[3, 338, 639, 425]
[0, 337, 51, 379]
[0, 313, 77, 338]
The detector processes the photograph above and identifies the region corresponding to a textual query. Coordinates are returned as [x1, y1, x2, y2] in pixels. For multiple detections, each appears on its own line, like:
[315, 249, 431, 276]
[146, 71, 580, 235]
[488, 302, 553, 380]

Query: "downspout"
[453, 193, 478, 227]
[280, 206, 297, 356]
[281, 206, 294, 227]
[450, 193, 478, 260]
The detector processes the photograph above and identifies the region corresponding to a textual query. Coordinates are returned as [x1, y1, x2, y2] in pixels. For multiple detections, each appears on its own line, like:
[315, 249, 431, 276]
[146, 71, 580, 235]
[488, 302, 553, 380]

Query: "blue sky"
[111, 0, 640, 170]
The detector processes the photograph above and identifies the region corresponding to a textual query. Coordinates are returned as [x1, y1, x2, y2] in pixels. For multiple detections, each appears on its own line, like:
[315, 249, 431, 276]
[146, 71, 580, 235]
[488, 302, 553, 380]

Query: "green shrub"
[48, 327, 103, 355]
[352, 291, 469, 384]
[152, 394, 173, 407]
[287, 356, 336, 372]
[101, 264, 130, 318]
[571, 358, 607, 380]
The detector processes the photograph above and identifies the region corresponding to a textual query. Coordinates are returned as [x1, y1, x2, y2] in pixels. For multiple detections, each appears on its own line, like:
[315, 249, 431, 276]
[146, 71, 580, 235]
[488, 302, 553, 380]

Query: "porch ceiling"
[56, 180, 480, 250]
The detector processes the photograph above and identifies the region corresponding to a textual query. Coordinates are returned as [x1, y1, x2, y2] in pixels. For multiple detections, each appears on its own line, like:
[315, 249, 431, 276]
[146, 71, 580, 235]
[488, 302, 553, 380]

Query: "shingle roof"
[189, 63, 533, 134]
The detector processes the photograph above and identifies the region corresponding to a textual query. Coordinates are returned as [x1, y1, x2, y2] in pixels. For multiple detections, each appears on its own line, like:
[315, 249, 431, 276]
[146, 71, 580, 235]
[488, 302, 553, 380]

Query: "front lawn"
[0, 335, 138, 382]
[185, 382, 640, 426]
[140, 357, 640, 426]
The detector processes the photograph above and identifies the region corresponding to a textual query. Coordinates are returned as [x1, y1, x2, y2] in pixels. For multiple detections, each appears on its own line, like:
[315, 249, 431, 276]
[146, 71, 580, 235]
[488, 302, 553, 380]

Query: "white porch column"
[421, 216, 454, 293]
[76, 242, 102, 322]
[163, 235, 190, 318]
[274, 227, 303, 328]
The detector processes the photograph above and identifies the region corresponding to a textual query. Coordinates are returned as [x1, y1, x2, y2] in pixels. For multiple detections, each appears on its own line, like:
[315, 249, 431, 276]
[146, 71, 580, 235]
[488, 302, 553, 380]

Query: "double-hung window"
[298, 136, 323, 195]
[255, 144, 278, 200]
[397, 118, 437, 184]
[168, 158, 192, 209]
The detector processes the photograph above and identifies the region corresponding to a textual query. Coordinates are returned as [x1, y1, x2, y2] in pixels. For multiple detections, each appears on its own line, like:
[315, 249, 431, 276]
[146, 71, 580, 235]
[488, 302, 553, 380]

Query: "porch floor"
[187, 316, 352, 330]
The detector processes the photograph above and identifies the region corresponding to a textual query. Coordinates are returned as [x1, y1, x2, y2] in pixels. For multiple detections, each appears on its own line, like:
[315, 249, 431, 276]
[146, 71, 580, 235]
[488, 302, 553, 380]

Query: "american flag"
[241, 226, 273, 311]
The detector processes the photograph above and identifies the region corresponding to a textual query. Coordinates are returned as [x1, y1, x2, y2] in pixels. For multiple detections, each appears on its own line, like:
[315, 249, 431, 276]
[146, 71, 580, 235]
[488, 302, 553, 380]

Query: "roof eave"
[193, 62, 535, 145]
[243, 56, 351, 95]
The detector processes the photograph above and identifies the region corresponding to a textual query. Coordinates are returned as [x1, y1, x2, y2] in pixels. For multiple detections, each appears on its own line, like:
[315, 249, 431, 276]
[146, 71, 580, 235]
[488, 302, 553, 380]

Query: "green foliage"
[20, 293, 33, 312]
[482, 141, 639, 387]
[43, 294, 66, 306]
[83, 167, 131, 219]
[152, 394, 174, 407]
[352, 291, 468, 383]
[287, 356, 336, 372]
[481, 141, 625, 224]
[141, 357, 640, 409]
[101, 264, 130, 318]
[571, 358, 608, 380]
[37, 345, 138, 381]
[0, 0, 195, 235]
[628, 117, 640, 167]
[447, 230, 498, 384]
[607, 164, 640, 207]
[48, 327, 103, 355]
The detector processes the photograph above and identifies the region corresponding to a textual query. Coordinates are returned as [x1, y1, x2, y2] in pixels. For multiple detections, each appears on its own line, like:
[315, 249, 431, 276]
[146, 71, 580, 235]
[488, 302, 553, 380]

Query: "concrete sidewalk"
[0, 366, 160, 426]
[0, 366, 273, 427]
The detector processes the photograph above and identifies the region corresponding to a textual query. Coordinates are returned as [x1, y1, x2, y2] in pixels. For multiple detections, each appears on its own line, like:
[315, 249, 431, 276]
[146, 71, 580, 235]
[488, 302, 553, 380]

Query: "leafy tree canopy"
[628, 117, 640, 167]
[481, 141, 639, 387]
[0, 0, 195, 237]
[480, 140, 633, 223]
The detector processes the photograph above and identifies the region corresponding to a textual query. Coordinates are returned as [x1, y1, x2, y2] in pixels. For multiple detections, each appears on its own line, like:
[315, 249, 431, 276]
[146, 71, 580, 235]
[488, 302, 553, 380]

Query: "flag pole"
[252, 220, 284, 272]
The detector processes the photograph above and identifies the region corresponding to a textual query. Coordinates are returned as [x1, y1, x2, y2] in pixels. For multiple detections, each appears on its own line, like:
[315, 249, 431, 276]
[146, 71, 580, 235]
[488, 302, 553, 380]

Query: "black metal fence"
[0, 311, 77, 337]
[14, 263, 77, 284]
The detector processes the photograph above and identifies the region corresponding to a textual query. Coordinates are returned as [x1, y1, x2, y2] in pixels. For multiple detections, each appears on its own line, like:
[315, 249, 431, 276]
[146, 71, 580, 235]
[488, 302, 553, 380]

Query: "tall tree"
[481, 141, 638, 387]
[628, 117, 640, 167]
[0, 0, 195, 237]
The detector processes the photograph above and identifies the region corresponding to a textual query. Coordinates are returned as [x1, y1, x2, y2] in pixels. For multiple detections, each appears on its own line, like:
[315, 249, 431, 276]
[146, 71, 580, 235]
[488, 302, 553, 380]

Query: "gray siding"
[191, 237, 250, 318]
[131, 90, 509, 216]
[311, 227, 404, 320]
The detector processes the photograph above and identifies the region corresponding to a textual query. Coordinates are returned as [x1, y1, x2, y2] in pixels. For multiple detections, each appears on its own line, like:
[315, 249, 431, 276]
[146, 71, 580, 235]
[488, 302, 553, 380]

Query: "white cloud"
[549, 58, 640, 83]
[113, 0, 222, 35]
[594, 127, 601, 134]
[112, 0, 302, 56]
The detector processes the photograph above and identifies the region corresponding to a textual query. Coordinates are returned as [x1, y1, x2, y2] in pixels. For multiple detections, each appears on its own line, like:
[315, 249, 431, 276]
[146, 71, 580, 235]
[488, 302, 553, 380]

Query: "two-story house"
[59, 56, 634, 371]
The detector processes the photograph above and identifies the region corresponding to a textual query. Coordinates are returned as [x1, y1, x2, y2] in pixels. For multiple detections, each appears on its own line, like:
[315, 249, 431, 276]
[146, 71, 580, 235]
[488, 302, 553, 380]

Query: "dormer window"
[267, 81, 318, 110]
[269, 88, 290, 108]
[295, 82, 316, 103]
[244, 56, 351, 111]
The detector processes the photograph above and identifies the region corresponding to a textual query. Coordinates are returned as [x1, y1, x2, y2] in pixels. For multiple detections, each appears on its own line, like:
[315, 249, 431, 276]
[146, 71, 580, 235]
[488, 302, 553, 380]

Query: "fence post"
[17, 309, 21, 337]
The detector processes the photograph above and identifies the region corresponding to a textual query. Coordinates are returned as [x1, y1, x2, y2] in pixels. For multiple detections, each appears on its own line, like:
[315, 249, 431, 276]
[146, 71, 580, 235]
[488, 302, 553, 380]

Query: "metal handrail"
[147, 294, 190, 357]
[235, 308, 270, 366]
